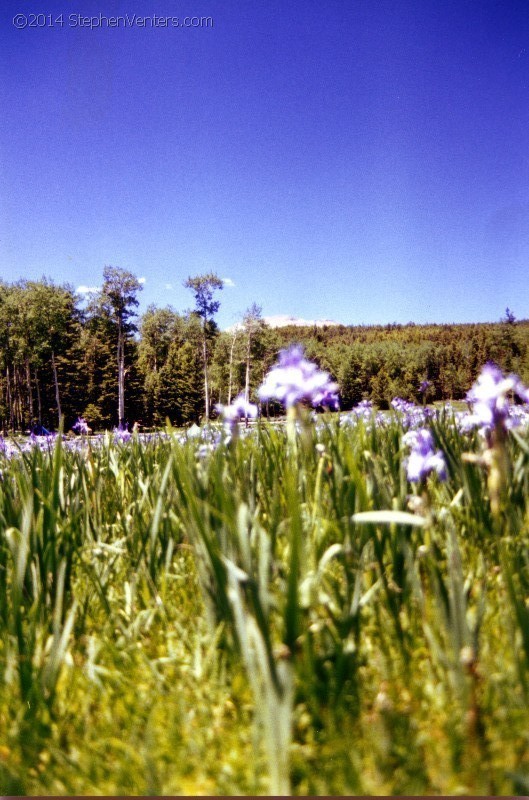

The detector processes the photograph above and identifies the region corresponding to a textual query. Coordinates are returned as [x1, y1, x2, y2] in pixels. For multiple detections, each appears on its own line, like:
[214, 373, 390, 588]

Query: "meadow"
[1, 355, 529, 795]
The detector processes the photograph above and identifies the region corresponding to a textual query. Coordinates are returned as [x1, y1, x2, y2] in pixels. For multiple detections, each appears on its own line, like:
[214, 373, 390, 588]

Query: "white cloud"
[138, 276, 146, 285]
[76, 285, 99, 294]
[165, 283, 173, 290]
[222, 277, 236, 287]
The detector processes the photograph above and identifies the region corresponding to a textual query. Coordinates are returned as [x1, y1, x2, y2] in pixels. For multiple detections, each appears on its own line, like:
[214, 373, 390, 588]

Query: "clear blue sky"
[1, 0, 528, 328]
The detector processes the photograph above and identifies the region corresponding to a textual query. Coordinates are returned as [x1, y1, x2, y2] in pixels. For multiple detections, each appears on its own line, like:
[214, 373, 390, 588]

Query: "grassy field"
[1, 397, 529, 795]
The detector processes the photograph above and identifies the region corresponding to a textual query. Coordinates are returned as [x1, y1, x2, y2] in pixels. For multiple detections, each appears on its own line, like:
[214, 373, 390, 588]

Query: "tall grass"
[0, 415, 528, 794]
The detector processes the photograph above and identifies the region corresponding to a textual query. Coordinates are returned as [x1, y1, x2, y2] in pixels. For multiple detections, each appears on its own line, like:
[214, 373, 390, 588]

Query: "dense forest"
[0, 268, 526, 432]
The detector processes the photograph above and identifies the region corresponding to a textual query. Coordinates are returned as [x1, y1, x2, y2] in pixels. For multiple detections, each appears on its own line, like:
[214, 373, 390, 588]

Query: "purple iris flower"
[215, 395, 258, 423]
[391, 397, 428, 428]
[465, 363, 529, 431]
[258, 346, 339, 410]
[403, 428, 447, 483]
[215, 395, 258, 444]
[72, 417, 90, 435]
[352, 399, 373, 419]
[113, 424, 131, 442]
[419, 380, 432, 395]
[391, 397, 416, 415]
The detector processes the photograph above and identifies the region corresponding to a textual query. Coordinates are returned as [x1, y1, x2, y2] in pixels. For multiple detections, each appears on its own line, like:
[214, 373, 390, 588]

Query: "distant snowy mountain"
[225, 315, 341, 332]
[263, 315, 341, 329]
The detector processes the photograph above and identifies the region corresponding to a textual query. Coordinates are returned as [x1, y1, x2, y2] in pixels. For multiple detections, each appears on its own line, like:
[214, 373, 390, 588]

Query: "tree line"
[0, 267, 526, 432]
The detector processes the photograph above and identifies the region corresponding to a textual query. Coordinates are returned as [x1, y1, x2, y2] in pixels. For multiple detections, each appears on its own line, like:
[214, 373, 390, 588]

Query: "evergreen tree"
[159, 330, 204, 426]
[80, 305, 116, 429]
[138, 306, 180, 425]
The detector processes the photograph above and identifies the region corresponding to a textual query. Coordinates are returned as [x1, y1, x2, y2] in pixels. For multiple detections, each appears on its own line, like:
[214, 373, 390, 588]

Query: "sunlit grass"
[1, 414, 529, 794]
